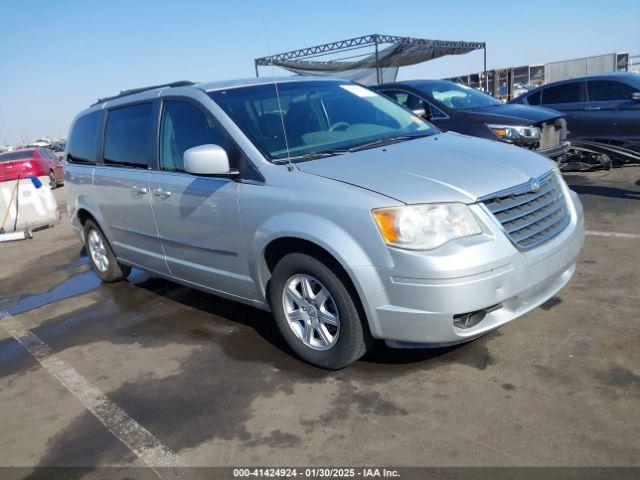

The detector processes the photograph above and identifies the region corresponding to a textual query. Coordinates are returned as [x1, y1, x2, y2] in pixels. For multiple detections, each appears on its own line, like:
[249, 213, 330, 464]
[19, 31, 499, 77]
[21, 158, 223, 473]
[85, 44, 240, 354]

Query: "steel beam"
[254, 33, 485, 66]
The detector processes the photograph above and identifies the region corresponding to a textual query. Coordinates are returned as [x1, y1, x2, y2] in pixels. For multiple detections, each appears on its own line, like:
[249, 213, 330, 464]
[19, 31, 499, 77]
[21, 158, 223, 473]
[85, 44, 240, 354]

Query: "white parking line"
[0, 312, 186, 479]
[586, 230, 640, 239]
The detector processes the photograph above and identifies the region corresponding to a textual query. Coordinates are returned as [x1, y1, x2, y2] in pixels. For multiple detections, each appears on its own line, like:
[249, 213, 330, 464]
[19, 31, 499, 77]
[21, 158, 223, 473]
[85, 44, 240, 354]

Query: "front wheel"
[84, 220, 131, 282]
[269, 253, 372, 369]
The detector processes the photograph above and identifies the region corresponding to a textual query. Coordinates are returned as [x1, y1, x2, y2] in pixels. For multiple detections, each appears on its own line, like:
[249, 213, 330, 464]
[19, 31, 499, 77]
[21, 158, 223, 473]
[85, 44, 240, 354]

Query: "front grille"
[482, 171, 570, 249]
[539, 118, 567, 151]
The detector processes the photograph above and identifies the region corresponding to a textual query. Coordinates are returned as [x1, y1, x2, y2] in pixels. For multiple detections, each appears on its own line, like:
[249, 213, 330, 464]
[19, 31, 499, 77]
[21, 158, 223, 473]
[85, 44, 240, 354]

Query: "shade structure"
[255, 34, 486, 85]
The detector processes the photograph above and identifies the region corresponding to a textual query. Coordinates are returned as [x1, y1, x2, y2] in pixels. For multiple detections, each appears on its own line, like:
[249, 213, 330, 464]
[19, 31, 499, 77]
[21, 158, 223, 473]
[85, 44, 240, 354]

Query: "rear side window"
[159, 100, 239, 172]
[527, 90, 542, 105]
[587, 80, 637, 101]
[104, 103, 152, 168]
[541, 82, 582, 104]
[68, 111, 101, 164]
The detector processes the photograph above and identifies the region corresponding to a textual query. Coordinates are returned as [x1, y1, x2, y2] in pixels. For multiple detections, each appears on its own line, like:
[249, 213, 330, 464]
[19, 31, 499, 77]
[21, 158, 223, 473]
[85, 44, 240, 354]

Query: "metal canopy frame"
[254, 34, 487, 87]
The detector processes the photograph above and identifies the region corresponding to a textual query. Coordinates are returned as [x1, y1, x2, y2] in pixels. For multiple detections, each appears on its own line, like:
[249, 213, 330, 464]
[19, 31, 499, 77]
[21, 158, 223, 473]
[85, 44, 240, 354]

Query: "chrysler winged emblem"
[530, 180, 542, 192]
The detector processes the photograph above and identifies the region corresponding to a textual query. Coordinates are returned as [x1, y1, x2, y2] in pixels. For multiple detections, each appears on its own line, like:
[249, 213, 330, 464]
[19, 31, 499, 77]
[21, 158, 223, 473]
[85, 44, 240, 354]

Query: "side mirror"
[412, 107, 431, 121]
[632, 92, 640, 102]
[183, 144, 238, 177]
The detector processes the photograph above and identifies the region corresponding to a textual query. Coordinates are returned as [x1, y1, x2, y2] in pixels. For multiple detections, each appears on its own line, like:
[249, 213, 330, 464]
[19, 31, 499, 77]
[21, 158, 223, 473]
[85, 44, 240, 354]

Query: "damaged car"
[510, 72, 640, 152]
[510, 72, 640, 168]
[375, 79, 570, 159]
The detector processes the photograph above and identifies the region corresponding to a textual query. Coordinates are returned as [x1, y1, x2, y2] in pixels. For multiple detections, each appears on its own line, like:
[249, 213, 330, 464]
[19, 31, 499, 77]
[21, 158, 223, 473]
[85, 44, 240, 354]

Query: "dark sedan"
[375, 80, 570, 159]
[510, 72, 640, 150]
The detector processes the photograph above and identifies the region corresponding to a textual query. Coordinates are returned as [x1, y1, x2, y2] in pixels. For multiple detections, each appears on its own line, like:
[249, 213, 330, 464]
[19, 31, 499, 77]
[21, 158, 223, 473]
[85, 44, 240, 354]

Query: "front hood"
[465, 103, 563, 125]
[297, 132, 555, 204]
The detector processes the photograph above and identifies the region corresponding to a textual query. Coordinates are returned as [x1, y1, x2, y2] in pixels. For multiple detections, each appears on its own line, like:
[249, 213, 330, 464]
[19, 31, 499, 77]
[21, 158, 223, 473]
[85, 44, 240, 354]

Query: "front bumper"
[538, 140, 571, 159]
[353, 186, 585, 346]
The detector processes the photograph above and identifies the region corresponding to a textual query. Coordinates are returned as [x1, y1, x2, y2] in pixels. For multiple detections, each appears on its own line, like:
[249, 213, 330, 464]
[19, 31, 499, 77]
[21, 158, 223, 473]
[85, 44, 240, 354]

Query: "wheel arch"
[76, 207, 95, 226]
[259, 235, 378, 339]
[72, 195, 115, 246]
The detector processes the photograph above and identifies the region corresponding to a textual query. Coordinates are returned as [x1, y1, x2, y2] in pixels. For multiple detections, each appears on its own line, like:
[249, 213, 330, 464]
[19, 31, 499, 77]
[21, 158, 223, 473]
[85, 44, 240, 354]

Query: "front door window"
[159, 100, 237, 172]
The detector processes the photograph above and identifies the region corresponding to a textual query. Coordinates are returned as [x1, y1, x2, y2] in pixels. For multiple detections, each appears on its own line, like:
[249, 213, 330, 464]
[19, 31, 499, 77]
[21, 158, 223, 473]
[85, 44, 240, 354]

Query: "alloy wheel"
[282, 274, 340, 351]
[87, 229, 109, 272]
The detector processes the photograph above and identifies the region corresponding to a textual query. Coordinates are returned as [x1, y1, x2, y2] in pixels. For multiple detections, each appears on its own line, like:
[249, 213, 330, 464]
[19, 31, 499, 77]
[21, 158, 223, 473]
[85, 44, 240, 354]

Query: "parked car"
[374, 80, 570, 159]
[48, 142, 67, 159]
[0, 148, 64, 187]
[65, 78, 584, 369]
[510, 72, 640, 151]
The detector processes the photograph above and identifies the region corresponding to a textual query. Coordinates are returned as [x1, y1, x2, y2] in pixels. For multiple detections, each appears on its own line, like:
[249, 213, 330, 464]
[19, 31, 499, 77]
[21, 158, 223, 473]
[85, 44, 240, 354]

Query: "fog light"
[453, 304, 502, 329]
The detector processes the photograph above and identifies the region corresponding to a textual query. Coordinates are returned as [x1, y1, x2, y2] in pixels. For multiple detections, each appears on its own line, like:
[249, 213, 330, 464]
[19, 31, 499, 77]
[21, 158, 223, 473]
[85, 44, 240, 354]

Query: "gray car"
[65, 77, 585, 369]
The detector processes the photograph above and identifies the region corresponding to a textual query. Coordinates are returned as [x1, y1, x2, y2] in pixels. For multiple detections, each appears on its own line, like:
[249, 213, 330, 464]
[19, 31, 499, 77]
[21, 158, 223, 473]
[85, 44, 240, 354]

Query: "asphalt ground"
[0, 167, 638, 479]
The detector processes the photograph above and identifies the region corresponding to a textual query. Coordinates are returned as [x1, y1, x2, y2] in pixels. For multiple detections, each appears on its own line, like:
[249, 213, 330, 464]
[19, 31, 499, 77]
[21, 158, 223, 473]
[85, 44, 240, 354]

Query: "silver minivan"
[65, 77, 584, 369]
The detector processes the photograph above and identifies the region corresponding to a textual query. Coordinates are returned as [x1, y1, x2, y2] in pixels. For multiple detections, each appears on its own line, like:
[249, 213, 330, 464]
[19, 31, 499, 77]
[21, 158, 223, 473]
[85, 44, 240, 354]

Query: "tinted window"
[427, 102, 447, 119]
[384, 90, 425, 110]
[104, 103, 152, 168]
[0, 150, 33, 162]
[527, 90, 542, 105]
[541, 83, 581, 104]
[159, 101, 238, 172]
[383, 90, 446, 119]
[39, 148, 56, 160]
[68, 111, 100, 164]
[0, 150, 34, 162]
[587, 80, 637, 101]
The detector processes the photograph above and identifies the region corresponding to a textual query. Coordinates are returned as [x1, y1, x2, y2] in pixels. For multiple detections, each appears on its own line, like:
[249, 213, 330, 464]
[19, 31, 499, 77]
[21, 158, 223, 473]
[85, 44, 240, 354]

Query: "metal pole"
[255, 61, 259, 78]
[374, 35, 381, 84]
[483, 45, 487, 92]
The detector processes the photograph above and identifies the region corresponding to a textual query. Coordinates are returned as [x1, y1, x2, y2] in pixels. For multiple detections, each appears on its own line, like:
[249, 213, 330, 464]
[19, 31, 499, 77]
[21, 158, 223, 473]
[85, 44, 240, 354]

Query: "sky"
[0, 0, 638, 146]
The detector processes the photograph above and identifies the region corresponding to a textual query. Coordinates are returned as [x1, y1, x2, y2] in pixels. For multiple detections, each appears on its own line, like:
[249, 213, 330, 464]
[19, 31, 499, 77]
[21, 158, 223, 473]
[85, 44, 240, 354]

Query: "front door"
[94, 102, 169, 274]
[148, 98, 252, 298]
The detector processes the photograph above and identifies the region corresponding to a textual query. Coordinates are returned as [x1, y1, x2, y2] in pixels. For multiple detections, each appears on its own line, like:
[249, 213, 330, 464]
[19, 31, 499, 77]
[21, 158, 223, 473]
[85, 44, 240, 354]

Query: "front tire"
[269, 253, 372, 369]
[84, 220, 131, 282]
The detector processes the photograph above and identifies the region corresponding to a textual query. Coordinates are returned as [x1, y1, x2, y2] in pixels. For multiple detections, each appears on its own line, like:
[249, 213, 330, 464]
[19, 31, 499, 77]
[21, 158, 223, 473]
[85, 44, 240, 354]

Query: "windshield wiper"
[347, 133, 434, 152]
[272, 149, 350, 163]
[271, 133, 434, 163]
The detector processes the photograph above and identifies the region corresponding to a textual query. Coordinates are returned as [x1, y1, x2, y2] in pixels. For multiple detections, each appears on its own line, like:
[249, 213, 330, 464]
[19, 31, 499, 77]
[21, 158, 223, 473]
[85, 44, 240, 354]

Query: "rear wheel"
[269, 253, 372, 369]
[49, 171, 57, 189]
[84, 220, 131, 282]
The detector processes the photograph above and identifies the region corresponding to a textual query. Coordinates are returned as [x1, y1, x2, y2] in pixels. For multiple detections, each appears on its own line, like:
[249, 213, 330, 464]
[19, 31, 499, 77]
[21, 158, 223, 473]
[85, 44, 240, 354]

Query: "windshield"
[416, 81, 502, 110]
[208, 80, 437, 161]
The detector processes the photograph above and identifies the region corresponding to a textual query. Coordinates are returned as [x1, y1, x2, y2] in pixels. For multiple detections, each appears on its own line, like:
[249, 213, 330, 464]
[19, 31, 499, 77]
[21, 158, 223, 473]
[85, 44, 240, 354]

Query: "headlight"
[487, 124, 540, 141]
[372, 204, 482, 250]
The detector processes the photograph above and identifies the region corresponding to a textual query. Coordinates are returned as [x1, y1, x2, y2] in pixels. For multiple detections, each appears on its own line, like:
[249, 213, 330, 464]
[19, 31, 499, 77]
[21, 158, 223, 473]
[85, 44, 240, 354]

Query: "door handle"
[153, 188, 172, 199]
[584, 106, 601, 111]
[130, 185, 148, 195]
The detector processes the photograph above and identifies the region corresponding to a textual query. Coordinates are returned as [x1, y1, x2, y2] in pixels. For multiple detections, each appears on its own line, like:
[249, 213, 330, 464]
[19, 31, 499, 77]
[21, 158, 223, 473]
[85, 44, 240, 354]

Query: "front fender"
[247, 212, 390, 326]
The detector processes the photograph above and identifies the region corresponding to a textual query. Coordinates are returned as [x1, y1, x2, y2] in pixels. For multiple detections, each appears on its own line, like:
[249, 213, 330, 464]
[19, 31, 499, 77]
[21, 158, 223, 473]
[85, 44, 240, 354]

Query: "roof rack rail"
[92, 80, 195, 106]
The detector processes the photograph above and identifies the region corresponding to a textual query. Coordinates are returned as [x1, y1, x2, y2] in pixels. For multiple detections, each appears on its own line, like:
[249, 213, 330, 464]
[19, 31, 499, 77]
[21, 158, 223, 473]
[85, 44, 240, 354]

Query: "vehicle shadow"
[125, 272, 471, 369]
[126, 273, 294, 355]
[361, 341, 464, 365]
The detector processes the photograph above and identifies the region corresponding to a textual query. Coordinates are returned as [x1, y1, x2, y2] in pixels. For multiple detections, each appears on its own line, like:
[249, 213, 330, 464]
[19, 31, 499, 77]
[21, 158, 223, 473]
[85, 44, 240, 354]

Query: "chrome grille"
[482, 172, 570, 249]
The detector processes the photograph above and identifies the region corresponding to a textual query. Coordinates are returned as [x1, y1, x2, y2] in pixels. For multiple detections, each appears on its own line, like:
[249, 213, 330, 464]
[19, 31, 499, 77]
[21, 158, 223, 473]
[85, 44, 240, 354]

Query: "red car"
[0, 148, 64, 187]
